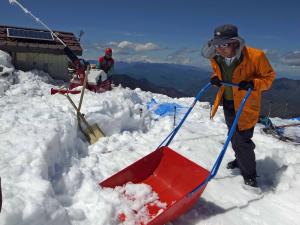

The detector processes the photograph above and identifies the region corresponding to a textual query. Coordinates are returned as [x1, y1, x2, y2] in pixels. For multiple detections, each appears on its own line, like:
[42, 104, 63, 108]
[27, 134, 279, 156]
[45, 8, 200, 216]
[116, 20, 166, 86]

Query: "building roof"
[0, 25, 82, 56]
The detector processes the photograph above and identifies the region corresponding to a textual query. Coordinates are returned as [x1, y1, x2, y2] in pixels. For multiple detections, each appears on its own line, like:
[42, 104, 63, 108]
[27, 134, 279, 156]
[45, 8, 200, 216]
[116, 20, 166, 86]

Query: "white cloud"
[281, 51, 300, 66]
[166, 48, 211, 69]
[84, 40, 162, 56]
[166, 48, 195, 65]
[82, 40, 163, 60]
[103, 40, 161, 53]
[119, 55, 156, 63]
[116, 41, 161, 52]
[263, 49, 300, 67]
[261, 49, 300, 78]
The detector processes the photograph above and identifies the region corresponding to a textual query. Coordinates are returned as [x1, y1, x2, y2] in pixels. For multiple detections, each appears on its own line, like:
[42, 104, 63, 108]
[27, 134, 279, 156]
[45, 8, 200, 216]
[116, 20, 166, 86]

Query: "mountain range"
[92, 61, 299, 119]
[114, 61, 211, 95]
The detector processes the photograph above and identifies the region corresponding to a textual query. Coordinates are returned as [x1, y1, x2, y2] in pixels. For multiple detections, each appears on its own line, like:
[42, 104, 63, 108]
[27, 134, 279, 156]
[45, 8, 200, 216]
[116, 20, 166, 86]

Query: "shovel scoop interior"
[99, 146, 210, 225]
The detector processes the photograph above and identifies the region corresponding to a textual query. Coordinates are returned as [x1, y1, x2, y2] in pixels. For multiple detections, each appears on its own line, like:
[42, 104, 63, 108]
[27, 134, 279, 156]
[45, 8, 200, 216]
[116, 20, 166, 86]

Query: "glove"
[210, 76, 222, 87]
[238, 80, 254, 90]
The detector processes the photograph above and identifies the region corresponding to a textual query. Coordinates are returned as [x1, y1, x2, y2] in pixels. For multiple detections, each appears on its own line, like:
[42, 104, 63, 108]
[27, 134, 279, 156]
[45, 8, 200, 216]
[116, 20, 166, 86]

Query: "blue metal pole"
[159, 82, 239, 148]
[165, 82, 212, 146]
[210, 88, 252, 178]
[189, 88, 252, 195]
[156, 82, 211, 149]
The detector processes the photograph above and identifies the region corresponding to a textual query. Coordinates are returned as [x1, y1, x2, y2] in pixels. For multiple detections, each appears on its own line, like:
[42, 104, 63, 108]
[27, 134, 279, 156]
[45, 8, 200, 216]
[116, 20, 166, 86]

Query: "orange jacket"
[210, 46, 276, 130]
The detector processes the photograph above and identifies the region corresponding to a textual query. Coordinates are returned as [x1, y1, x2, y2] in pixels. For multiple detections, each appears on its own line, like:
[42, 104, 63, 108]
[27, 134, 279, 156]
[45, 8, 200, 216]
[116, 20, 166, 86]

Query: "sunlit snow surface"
[0, 50, 300, 225]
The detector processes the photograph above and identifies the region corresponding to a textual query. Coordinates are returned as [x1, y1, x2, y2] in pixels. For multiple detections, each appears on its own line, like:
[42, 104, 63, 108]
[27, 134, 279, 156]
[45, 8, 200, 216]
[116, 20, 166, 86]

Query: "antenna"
[78, 30, 84, 42]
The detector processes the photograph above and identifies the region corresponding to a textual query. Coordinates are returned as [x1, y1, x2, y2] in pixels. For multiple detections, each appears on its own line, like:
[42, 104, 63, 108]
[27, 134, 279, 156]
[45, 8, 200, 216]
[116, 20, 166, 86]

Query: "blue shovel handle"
[189, 87, 252, 195]
[158, 81, 244, 148]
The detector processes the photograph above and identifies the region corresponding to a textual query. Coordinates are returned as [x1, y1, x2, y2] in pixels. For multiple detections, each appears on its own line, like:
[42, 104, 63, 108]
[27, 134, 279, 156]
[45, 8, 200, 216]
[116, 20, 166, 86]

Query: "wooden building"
[0, 25, 82, 81]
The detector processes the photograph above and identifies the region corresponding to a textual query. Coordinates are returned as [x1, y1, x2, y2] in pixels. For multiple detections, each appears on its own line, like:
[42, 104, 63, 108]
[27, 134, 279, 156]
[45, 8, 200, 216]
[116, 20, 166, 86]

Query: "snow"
[99, 182, 167, 225]
[0, 51, 300, 225]
[0, 51, 15, 95]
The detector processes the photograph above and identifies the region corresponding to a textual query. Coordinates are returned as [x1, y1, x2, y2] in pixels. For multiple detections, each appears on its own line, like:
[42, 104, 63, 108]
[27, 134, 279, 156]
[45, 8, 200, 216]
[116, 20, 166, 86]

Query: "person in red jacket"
[96, 48, 115, 76]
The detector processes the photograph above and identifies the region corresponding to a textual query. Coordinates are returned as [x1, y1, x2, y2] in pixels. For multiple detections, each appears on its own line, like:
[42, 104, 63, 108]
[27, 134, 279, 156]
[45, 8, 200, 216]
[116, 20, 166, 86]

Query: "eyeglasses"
[214, 43, 230, 48]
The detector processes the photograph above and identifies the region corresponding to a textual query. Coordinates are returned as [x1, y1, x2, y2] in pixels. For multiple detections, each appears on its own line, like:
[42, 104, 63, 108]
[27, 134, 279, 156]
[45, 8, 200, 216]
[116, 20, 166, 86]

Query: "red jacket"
[97, 56, 114, 74]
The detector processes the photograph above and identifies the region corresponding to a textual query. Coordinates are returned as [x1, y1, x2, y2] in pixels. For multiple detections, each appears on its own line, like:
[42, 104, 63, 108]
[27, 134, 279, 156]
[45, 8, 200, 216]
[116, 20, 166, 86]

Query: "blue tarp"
[147, 98, 186, 116]
[289, 117, 300, 121]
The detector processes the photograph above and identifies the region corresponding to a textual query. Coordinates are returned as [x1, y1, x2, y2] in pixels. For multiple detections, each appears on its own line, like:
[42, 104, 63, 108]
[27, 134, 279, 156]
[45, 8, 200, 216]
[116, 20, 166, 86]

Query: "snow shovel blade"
[99, 146, 210, 225]
[85, 123, 105, 144]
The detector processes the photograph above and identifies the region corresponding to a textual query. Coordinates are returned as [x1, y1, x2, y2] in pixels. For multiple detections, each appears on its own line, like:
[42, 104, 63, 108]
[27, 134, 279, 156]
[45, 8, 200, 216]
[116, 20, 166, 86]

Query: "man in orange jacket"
[201, 24, 275, 187]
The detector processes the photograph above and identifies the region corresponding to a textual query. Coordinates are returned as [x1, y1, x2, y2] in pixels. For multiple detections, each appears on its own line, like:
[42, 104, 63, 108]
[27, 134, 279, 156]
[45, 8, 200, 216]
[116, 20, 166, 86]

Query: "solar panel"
[7, 28, 54, 41]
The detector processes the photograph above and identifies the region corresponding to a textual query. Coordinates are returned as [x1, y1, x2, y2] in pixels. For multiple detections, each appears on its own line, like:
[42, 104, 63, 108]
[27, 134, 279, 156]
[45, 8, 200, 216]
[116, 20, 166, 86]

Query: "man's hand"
[238, 80, 254, 90]
[210, 76, 222, 87]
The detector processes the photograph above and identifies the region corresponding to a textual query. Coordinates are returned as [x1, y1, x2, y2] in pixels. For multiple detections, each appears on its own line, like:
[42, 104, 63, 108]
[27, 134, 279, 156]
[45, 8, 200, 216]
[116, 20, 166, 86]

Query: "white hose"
[9, 0, 67, 47]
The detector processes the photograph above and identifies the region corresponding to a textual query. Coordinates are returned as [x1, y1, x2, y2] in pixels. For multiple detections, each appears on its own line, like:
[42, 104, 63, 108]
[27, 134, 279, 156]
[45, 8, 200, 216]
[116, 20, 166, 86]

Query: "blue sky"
[1, 0, 300, 78]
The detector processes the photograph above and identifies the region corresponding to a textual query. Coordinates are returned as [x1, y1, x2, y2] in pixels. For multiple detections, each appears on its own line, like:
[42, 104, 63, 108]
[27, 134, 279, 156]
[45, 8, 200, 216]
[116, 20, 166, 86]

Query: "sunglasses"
[214, 43, 230, 48]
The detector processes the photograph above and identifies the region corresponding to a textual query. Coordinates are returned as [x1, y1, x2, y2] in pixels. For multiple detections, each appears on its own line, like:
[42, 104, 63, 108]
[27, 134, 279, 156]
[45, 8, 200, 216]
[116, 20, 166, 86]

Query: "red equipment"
[51, 46, 112, 94]
[69, 79, 112, 93]
[50, 61, 113, 94]
[100, 146, 210, 225]
[50, 88, 81, 95]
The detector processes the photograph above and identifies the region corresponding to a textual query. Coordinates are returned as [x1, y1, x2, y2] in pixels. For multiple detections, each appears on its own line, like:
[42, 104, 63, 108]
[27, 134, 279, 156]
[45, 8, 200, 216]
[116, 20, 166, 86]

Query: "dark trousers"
[223, 99, 257, 179]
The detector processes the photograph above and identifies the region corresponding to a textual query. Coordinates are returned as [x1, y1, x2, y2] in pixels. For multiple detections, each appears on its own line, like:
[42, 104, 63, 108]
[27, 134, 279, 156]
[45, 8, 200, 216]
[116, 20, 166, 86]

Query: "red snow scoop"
[99, 82, 252, 225]
[99, 84, 213, 225]
[100, 146, 210, 225]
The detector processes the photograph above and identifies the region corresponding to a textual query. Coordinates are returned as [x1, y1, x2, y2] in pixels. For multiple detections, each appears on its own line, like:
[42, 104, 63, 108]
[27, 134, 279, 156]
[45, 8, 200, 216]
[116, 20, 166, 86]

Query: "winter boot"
[244, 177, 258, 187]
[226, 159, 239, 169]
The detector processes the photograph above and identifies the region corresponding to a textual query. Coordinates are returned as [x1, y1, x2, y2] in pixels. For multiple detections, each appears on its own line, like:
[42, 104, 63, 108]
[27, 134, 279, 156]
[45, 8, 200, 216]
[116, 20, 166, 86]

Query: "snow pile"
[0, 50, 15, 95]
[0, 50, 14, 70]
[100, 182, 166, 225]
[0, 49, 300, 225]
[0, 51, 158, 225]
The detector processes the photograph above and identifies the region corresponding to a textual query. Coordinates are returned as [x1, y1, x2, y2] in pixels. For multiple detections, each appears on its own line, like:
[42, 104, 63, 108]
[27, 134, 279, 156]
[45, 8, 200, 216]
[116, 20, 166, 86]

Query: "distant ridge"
[112, 74, 186, 98]
[88, 60, 299, 118]
[261, 78, 300, 118]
